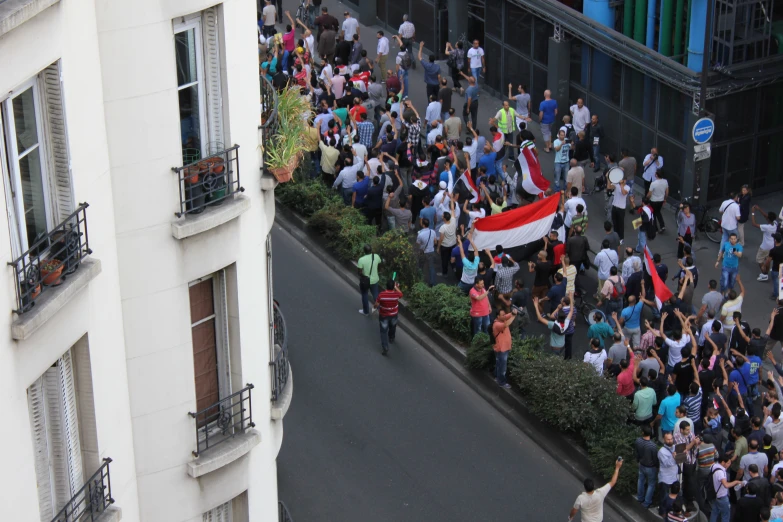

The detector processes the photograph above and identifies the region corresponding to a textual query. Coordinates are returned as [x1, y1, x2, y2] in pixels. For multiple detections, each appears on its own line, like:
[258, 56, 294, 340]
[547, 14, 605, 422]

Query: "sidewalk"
[276, 0, 783, 327]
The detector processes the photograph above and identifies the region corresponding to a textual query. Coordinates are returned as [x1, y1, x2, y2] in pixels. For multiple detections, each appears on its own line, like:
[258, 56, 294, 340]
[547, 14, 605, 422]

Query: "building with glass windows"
[357, 0, 783, 201]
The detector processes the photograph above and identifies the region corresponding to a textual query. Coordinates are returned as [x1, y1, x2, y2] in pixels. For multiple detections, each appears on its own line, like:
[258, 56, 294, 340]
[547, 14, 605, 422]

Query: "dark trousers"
[451, 68, 462, 89]
[677, 232, 692, 258]
[463, 101, 479, 129]
[611, 205, 626, 241]
[644, 178, 651, 193]
[651, 200, 665, 230]
[426, 83, 439, 100]
[682, 463, 699, 504]
[365, 207, 383, 232]
[440, 246, 452, 275]
[563, 333, 574, 360]
[504, 132, 516, 160]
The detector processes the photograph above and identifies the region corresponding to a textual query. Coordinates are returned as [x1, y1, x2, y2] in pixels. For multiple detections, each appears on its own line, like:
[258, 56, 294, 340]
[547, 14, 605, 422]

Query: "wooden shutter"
[202, 7, 224, 150]
[28, 377, 55, 522]
[39, 62, 74, 223]
[204, 501, 232, 522]
[215, 270, 231, 400]
[190, 279, 220, 421]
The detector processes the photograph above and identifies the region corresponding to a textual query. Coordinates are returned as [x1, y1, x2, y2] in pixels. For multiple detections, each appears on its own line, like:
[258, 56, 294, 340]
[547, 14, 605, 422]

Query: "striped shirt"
[683, 389, 703, 423]
[634, 437, 659, 468]
[376, 289, 403, 317]
[697, 443, 716, 471]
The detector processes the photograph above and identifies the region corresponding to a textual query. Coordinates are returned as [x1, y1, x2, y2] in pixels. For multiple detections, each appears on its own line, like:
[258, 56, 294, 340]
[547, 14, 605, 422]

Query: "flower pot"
[41, 260, 64, 286]
[269, 157, 300, 183]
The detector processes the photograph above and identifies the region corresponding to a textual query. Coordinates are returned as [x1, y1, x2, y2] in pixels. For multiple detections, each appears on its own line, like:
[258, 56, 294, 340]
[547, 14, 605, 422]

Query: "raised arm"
[736, 274, 745, 298]
[533, 298, 549, 326]
[418, 41, 424, 62]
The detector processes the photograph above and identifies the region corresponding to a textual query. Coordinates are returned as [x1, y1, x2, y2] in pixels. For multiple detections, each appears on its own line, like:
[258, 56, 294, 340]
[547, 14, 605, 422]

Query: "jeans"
[471, 67, 481, 81]
[719, 227, 738, 252]
[379, 315, 398, 350]
[472, 315, 490, 335]
[720, 265, 738, 293]
[361, 283, 379, 315]
[623, 327, 641, 348]
[342, 187, 353, 205]
[554, 162, 569, 192]
[421, 251, 438, 286]
[637, 465, 657, 507]
[773, 270, 780, 299]
[563, 333, 574, 360]
[636, 230, 647, 253]
[495, 350, 509, 385]
[593, 144, 605, 171]
[504, 133, 516, 160]
[398, 69, 409, 98]
[458, 280, 473, 294]
[709, 496, 730, 522]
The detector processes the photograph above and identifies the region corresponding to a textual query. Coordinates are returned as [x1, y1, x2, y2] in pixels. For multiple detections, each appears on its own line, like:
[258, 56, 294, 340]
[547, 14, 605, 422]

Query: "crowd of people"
[260, 5, 783, 520]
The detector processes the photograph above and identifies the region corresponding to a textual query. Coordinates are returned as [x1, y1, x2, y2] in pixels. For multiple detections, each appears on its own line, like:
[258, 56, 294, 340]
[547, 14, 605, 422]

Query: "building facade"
[0, 0, 290, 521]
[359, 0, 783, 202]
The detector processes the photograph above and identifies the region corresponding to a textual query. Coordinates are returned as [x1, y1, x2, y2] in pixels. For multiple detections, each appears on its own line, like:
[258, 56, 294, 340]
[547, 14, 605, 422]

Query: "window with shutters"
[174, 6, 226, 166]
[0, 62, 74, 259]
[27, 340, 99, 522]
[189, 271, 231, 432]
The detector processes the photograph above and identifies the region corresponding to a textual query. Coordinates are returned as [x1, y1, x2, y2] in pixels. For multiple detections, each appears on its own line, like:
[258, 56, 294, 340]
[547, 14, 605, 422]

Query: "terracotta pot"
[41, 260, 64, 286]
[269, 157, 300, 183]
[31, 285, 41, 300]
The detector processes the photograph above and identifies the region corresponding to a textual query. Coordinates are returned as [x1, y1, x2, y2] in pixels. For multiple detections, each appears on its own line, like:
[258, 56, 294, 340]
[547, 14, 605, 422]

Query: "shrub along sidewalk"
[276, 178, 640, 497]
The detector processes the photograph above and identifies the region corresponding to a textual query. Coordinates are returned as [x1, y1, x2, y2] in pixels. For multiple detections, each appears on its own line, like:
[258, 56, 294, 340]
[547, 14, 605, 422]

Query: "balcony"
[0, 0, 59, 38]
[270, 300, 292, 420]
[278, 501, 293, 522]
[186, 384, 260, 478]
[51, 458, 120, 522]
[258, 75, 279, 191]
[170, 145, 250, 240]
[9, 203, 101, 341]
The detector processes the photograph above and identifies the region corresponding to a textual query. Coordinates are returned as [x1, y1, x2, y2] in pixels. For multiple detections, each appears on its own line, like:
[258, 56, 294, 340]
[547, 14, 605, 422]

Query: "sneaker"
[500, 383, 511, 389]
[359, 309, 369, 316]
[660, 227, 666, 232]
[381, 348, 388, 356]
[758, 273, 769, 281]
[619, 239, 624, 245]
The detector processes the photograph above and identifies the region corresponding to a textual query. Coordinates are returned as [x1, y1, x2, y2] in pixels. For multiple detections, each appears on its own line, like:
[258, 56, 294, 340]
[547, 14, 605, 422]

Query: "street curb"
[274, 199, 656, 522]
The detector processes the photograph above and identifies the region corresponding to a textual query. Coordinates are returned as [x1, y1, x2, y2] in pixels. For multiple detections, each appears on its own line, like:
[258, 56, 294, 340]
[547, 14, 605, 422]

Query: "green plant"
[407, 283, 472, 343]
[265, 87, 312, 171]
[508, 335, 547, 365]
[40, 259, 62, 272]
[334, 209, 377, 261]
[465, 333, 495, 370]
[370, 229, 421, 290]
[508, 357, 632, 437]
[586, 424, 641, 496]
[277, 178, 339, 218]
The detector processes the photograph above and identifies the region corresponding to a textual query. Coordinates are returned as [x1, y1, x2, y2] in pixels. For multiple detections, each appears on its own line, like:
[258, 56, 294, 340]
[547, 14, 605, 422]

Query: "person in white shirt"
[568, 459, 623, 522]
[584, 339, 608, 376]
[646, 170, 669, 232]
[426, 122, 443, 146]
[569, 99, 591, 134]
[642, 148, 663, 193]
[425, 96, 442, 129]
[563, 187, 587, 230]
[352, 139, 367, 164]
[467, 40, 485, 80]
[376, 31, 390, 82]
[341, 12, 359, 41]
[719, 193, 741, 251]
[332, 156, 363, 204]
[464, 199, 485, 229]
[397, 15, 416, 70]
[750, 206, 778, 280]
[607, 177, 630, 244]
[416, 218, 438, 285]
[621, 248, 639, 280]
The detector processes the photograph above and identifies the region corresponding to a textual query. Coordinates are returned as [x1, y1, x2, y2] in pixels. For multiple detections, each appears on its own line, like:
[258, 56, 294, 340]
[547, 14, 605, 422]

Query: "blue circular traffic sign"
[693, 117, 715, 144]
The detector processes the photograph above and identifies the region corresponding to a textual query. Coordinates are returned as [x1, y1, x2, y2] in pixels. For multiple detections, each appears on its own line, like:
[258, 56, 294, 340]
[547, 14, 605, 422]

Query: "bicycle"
[673, 192, 721, 243]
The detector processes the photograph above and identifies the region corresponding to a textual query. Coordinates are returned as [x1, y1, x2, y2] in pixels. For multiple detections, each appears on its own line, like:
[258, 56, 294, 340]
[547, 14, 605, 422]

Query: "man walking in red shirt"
[493, 309, 517, 388]
[375, 279, 403, 355]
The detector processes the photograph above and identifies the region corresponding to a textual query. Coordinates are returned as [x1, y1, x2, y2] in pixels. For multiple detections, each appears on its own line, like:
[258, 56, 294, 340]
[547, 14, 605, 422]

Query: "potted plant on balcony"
[264, 88, 312, 183]
[40, 259, 64, 286]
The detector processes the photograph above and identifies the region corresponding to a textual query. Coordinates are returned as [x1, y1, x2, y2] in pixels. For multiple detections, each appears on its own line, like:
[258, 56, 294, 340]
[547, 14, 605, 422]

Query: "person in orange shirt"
[493, 309, 518, 388]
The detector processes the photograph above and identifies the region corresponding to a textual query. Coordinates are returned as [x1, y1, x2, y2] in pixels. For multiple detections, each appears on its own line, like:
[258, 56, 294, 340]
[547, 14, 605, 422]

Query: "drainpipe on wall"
[624, 0, 635, 37]
[686, 0, 707, 70]
[673, 0, 685, 59]
[633, 0, 648, 43]
[659, 0, 673, 55]
[646, 0, 658, 49]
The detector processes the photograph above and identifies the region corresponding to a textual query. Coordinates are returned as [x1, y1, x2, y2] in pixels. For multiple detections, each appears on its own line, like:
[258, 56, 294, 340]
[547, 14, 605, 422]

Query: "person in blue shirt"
[716, 232, 742, 293]
[654, 384, 681, 435]
[450, 237, 471, 281]
[538, 89, 558, 152]
[418, 196, 436, 230]
[619, 296, 644, 348]
[351, 172, 370, 208]
[477, 142, 496, 176]
[729, 357, 754, 416]
[438, 159, 453, 186]
[544, 273, 567, 313]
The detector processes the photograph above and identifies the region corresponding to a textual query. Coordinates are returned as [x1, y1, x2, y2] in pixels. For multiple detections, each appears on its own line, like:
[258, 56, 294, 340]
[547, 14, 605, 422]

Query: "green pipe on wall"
[634, 0, 647, 43]
[624, 0, 635, 37]
[659, 0, 674, 56]
[684, 0, 691, 64]
[673, 0, 685, 58]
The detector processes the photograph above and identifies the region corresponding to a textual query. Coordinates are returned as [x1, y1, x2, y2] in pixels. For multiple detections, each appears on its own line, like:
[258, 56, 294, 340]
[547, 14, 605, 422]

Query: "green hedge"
[276, 179, 640, 496]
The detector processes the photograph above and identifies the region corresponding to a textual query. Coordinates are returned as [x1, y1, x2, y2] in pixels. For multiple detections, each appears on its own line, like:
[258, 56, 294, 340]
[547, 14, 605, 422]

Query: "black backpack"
[705, 465, 723, 502]
[400, 51, 412, 71]
[642, 207, 657, 240]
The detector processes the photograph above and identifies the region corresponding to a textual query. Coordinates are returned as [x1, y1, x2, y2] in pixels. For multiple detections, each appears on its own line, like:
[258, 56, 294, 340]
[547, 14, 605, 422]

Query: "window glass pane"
[725, 140, 753, 195]
[175, 29, 198, 87]
[656, 138, 685, 197]
[12, 88, 39, 154]
[504, 50, 531, 100]
[179, 85, 202, 153]
[388, 1, 409, 30]
[533, 18, 551, 65]
[18, 147, 48, 246]
[505, 3, 531, 55]
[468, 0, 485, 20]
[589, 97, 620, 161]
[467, 15, 484, 43]
[411, 1, 435, 54]
[590, 50, 621, 106]
[621, 116, 655, 179]
[707, 94, 756, 143]
[484, 38, 502, 93]
[658, 84, 688, 142]
[570, 86, 587, 110]
[622, 67, 657, 122]
[756, 133, 783, 189]
[532, 65, 548, 113]
[570, 40, 587, 87]
[486, 0, 502, 31]
[707, 145, 726, 202]
[759, 84, 783, 131]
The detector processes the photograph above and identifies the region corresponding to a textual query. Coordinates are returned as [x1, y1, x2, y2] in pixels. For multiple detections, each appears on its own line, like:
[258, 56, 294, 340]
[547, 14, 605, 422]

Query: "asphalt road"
[273, 224, 624, 522]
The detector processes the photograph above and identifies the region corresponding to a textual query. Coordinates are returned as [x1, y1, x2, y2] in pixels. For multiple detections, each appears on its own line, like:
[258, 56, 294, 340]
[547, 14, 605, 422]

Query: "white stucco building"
[0, 0, 290, 521]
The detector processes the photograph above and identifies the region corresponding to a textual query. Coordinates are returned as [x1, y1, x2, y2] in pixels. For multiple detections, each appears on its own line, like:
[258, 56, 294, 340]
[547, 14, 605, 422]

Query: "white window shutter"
[216, 269, 231, 400]
[44, 366, 71, 514]
[204, 502, 232, 522]
[59, 351, 84, 502]
[40, 62, 74, 223]
[202, 7, 224, 150]
[28, 377, 55, 522]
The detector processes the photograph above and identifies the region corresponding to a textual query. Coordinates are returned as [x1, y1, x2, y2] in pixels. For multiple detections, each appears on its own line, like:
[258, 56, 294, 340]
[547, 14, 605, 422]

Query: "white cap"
[439, 181, 447, 189]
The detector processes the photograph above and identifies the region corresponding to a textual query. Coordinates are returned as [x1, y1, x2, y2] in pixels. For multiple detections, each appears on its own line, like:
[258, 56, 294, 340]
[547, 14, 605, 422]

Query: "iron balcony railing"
[51, 458, 113, 522]
[188, 384, 255, 457]
[259, 75, 279, 176]
[9, 203, 92, 314]
[270, 300, 289, 402]
[278, 501, 293, 522]
[172, 145, 244, 218]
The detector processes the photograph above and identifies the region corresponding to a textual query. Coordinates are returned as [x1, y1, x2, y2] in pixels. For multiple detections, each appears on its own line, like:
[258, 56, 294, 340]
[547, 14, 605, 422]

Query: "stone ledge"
[12, 258, 102, 341]
[95, 505, 122, 522]
[0, 0, 59, 37]
[186, 429, 260, 478]
[171, 194, 251, 240]
[271, 361, 293, 421]
[259, 173, 279, 191]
